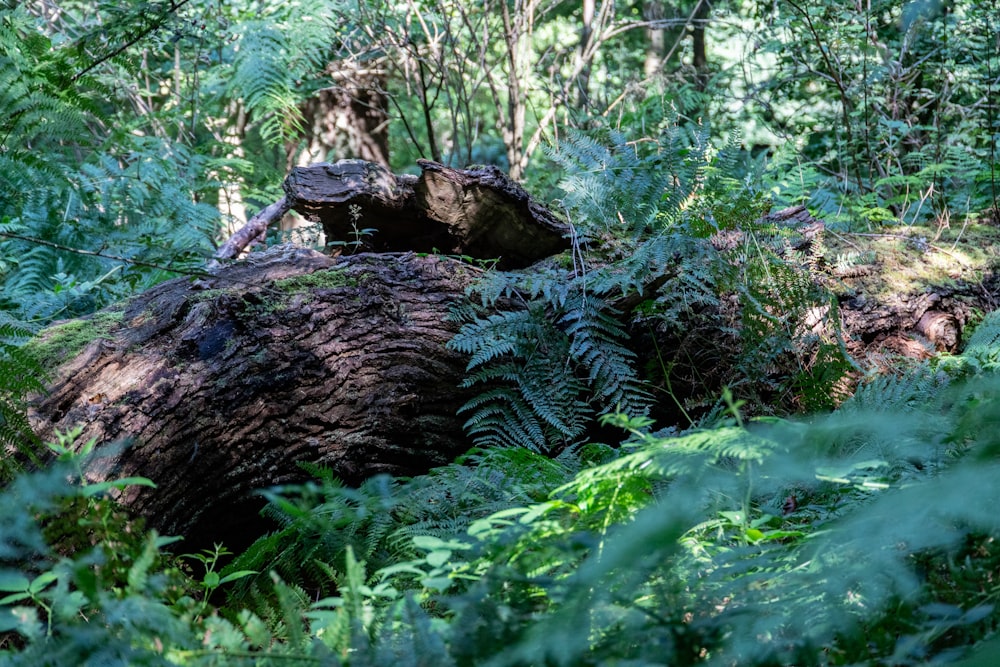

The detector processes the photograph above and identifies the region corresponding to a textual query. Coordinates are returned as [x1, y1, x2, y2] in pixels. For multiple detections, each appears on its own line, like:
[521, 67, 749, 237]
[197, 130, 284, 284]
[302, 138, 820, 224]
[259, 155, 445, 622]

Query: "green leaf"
[81, 476, 156, 496]
[756, 529, 805, 543]
[0, 592, 30, 605]
[219, 570, 258, 585]
[962, 605, 994, 625]
[376, 563, 429, 579]
[422, 576, 453, 591]
[27, 570, 57, 594]
[0, 608, 28, 632]
[0, 573, 29, 593]
[425, 550, 452, 568]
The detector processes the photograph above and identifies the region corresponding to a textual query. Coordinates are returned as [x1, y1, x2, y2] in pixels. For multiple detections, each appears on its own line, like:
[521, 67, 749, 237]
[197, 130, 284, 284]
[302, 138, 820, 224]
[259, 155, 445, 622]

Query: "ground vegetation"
[1, 0, 999, 663]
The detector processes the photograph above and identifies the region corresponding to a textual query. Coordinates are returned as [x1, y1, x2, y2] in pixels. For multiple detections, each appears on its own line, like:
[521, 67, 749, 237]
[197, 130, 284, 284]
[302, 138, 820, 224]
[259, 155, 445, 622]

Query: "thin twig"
[71, 0, 194, 82]
[0, 230, 211, 278]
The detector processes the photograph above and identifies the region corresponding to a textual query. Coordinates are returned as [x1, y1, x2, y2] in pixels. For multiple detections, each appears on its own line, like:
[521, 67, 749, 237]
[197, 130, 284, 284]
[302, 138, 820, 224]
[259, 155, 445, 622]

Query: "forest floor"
[816, 217, 1000, 362]
[822, 220, 1000, 305]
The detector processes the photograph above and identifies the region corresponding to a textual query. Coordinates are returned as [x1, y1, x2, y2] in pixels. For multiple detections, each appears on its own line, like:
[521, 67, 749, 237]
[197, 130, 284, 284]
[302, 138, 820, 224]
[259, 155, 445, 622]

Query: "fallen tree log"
[28, 159, 573, 551]
[216, 159, 570, 269]
[25, 178, 1000, 553]
[28, 246, 480, 550]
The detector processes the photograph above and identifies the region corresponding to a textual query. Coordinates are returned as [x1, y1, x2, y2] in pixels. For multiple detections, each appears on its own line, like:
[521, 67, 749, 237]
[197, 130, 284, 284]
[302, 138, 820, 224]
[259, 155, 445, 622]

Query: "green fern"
[714, 201, 856, 413]
[420, 332, 1000, 664]
[227, 4, 346, 147]
[0, 314, 43, 480]
[0, 7, 219, 324]
[223, 448, 574, 614]
[448, 115, 723, 452]
[960, 309, 1000, 367]
[549, 114, 711, 236]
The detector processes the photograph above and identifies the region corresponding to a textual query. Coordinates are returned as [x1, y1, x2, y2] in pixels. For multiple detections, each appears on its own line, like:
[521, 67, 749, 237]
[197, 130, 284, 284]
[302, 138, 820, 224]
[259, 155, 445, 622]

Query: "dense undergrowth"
[2, 80, 999, 667]
[2, 0, 999, 663]
[4, 313, 1000, 664]
[2, 92, 998, 667]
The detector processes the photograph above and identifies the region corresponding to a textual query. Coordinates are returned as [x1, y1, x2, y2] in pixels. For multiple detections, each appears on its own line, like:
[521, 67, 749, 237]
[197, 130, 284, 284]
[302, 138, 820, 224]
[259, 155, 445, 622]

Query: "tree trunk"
[501, 0, 530, 181]
[577, 0, 596, 107]
[291, 67, 390, 170]
[644, 1, 666, 77]
[28, 247, 480, 551]
[214, 159, 570, 268]
[691, 0, 710, 90]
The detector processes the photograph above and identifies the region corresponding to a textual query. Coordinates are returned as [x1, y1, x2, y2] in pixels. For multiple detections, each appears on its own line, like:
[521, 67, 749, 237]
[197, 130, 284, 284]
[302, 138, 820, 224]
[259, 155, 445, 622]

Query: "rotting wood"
[219, 159, 571, 269]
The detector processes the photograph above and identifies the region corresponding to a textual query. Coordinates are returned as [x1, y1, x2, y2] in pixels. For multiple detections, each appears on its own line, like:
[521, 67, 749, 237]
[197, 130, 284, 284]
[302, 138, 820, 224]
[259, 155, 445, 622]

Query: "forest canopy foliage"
[0, 0, 999, 664]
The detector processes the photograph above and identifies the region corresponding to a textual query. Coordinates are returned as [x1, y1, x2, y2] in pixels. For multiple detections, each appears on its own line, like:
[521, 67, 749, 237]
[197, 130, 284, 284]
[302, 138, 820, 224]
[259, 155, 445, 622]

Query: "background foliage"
[0, 0, 998, 663]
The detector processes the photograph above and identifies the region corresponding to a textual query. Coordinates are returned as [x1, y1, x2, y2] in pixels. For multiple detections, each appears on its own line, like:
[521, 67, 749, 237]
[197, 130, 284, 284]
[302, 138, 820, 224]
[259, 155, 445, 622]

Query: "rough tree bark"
[217, 159, 570, 268]
[28, 160, 571, 550]
[28, 247, 481, 550]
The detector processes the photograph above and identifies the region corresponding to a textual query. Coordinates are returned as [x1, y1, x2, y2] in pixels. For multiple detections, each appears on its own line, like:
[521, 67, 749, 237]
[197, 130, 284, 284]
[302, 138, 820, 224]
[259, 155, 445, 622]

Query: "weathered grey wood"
[413, 160, 570, 267]
[212, 197, 292, 264]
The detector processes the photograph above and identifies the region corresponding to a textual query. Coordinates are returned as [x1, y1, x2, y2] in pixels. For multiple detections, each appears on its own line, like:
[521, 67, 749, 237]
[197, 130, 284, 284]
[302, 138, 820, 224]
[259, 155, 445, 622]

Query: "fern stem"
[649, 326, 694, 427]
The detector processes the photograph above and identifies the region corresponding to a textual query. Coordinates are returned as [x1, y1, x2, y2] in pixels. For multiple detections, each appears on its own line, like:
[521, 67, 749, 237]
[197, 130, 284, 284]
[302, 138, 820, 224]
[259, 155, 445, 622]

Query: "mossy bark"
[28, 245, 479, 550]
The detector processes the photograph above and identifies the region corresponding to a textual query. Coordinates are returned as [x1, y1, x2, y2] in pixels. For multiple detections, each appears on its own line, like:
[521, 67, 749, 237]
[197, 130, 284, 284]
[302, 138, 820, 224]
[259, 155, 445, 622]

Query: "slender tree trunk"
[644, 1, 666, 77]
[577, 0, 596, 106]
[501, 1, 529, 181]
[218, 100, 248, 241]
[691, 0, 710, 90]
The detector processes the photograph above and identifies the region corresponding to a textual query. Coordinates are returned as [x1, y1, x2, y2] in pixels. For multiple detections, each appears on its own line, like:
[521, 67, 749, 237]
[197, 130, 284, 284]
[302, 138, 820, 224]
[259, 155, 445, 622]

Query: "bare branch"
[211, 196, 292, 266]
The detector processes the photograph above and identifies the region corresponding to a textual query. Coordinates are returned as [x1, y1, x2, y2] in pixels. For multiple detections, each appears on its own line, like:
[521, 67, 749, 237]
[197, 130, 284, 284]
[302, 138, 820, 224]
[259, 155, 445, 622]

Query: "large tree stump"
[28, 246, 480, 549]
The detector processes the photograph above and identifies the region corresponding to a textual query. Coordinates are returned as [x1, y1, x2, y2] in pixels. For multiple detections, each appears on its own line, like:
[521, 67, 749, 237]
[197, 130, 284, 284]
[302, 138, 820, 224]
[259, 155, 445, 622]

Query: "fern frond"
[449, 308, 549, 370]
[229, 22, 305, 145]
[962, 310, 1000, 367]
[561, 295, 651, 414]
[0, 313, 44, 479]
[448, 114, 738, 451]
[460, 389, 551, 452]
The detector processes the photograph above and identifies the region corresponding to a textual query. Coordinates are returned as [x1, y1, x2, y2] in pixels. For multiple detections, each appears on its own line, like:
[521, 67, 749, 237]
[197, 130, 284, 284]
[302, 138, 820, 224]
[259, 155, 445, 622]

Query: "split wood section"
[215, 159, 570, 269]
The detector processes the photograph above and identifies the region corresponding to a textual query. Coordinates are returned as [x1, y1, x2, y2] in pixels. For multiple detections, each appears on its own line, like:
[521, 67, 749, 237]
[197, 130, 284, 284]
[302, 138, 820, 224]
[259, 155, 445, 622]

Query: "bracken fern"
[447, 112, 724, 452]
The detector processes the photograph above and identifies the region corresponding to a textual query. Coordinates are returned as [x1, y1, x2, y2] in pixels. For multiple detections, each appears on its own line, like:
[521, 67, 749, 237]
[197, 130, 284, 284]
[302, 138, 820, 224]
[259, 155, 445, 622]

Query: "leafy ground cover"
[817, 223, 1000, 301]
[1, 0, 999, 663]
[6, 316, 1000, 664]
